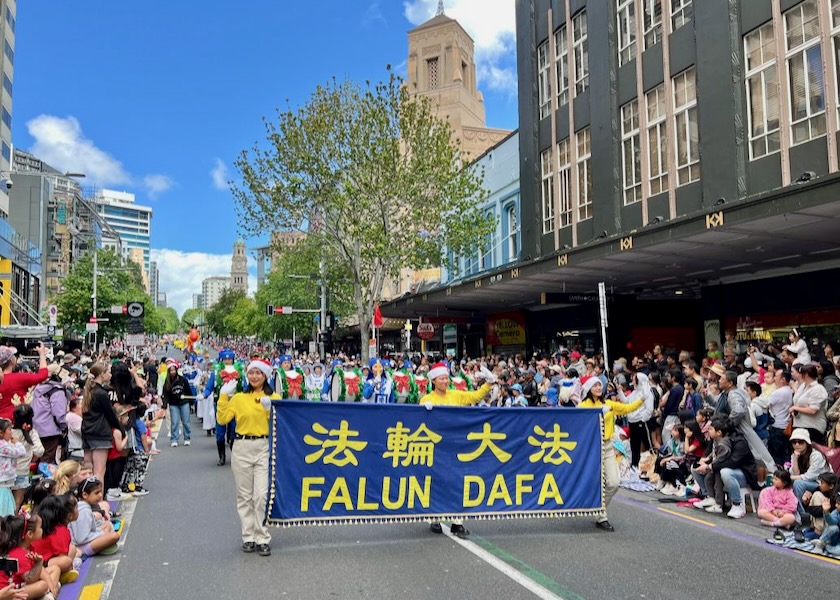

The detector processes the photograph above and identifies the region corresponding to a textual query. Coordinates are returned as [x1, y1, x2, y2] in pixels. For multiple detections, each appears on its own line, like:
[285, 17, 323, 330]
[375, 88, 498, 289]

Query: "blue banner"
[267, 401, 605, 527]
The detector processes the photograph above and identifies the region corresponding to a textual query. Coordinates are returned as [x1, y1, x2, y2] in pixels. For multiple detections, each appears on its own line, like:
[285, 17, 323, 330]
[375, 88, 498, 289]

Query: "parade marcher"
[217, 359, 280, 557]
[420, 362, 494, 538]
[578, 376, 643, 532]
[200, 349, 242, 466]
[273, 355, 305, 400]
[362, 358, 394, 404]
[304, 363, 325, 401]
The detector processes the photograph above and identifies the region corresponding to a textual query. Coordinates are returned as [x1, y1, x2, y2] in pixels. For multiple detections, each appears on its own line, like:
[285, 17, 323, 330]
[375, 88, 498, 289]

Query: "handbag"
[784, 419, 794, 438]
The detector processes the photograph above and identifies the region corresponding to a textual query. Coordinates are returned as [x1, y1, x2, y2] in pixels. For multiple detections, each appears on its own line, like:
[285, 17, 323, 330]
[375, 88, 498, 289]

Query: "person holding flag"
[419, 361, 495, 538]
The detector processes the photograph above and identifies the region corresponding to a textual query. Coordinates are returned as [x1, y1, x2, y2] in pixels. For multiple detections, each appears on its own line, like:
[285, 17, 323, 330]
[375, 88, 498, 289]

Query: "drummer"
[362, 358, 394, 404]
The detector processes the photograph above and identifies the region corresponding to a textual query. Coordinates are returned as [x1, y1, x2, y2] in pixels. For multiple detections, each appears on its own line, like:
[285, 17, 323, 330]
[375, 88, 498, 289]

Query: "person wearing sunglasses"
[788, 428, 832, 522]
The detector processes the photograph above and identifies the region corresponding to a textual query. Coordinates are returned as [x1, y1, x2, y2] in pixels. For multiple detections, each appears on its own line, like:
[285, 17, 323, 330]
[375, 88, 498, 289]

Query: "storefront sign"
[486, 312, 526, 346]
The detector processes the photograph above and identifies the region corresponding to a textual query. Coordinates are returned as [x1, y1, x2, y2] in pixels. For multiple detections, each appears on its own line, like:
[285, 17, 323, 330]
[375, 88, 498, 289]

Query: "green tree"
[181, 308, 203, 330]
[205, 289, 256, 337]
[156, 306, 180, 333]
[234, 69, 493, 361]
[53, 249, 157, 341]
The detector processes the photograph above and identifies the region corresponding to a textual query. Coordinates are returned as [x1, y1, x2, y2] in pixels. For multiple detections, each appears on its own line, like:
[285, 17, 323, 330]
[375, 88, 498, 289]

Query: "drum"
[328, 368, 345, 402]
[344, 370, 362, 402]
[393, 372, 411, 403]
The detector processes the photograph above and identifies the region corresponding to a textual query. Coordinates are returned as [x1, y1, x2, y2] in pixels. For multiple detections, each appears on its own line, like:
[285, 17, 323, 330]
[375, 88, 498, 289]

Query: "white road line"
[441, 528, 566, 600]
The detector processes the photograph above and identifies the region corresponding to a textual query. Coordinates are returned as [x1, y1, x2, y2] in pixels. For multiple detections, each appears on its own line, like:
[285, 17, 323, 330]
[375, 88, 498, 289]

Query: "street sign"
[126, 317, 144, 335]
[48, 305, 57, 327]
[125, 333, 144, 346]
[308, 341, 317, 355]
[110, 305, 127, 315]
[88, 316, 97, 324]
[85, 323, 98, 332]
[274, 306, 293, 315]
[46, 325, 56, 337]
[127, 302, 145, 318]
[417, 322, 435, 340]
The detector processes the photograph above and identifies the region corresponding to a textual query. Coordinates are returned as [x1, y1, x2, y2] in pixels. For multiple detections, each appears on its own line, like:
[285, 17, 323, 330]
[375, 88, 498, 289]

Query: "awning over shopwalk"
[384, 173, 840, 318]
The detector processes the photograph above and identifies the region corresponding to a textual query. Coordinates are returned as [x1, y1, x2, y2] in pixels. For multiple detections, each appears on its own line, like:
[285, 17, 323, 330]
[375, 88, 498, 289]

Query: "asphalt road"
[107, 347, 838, 599]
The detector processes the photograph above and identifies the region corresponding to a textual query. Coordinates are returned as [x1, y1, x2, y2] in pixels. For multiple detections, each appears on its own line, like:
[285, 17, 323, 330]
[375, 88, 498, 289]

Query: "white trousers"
[231, 438, 272, 545]
[600, 440, 620, 522]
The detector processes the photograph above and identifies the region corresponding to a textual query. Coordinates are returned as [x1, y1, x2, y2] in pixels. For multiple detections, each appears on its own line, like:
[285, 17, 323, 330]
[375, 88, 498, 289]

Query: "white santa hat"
[428, 362, 449, 381]
[581, 375, 601, 396]
[247, 360, 274, 379]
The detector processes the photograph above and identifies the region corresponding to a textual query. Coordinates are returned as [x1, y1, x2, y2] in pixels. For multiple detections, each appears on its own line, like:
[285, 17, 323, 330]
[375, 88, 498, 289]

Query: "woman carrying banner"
[419, 361, 495, 538]
[578, 376, 644, 532]
[217, 359, 280, 557]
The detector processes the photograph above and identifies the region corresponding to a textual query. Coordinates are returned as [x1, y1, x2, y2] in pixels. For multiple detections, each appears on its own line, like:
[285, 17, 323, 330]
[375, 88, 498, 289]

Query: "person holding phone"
[0, 343, 49, 421]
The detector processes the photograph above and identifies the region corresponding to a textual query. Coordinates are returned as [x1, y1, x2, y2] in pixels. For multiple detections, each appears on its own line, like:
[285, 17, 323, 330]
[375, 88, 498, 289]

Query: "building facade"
[202, 276, 230, 309]
[0, 0, 15, 218]
[253, 230, 305, 289]
[229, 240, 248, 294]
[95, 189, 152, 279]
[149, 260, 159, 307]
[192, 293, 204, 310]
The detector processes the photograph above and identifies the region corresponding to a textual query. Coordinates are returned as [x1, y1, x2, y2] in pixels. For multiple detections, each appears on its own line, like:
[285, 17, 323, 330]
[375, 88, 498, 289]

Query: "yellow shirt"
[579, 397, 644, 440]
[420, 383, 491, 406]
[217, 389, 281, 437]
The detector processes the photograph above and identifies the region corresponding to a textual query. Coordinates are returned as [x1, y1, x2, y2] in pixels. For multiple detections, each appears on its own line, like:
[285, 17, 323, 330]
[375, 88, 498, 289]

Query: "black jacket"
[162, 374, 191, 407]
[81, 383, 122, 442]
[711, 430, 759, 489]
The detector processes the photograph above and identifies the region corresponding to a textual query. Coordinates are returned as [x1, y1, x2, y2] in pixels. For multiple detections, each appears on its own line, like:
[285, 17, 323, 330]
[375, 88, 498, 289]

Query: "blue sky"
[13, 1, 518, 315]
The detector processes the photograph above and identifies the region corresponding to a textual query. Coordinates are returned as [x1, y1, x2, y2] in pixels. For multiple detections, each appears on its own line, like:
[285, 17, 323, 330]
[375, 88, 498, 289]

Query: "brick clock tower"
[230, 240, 248, 294]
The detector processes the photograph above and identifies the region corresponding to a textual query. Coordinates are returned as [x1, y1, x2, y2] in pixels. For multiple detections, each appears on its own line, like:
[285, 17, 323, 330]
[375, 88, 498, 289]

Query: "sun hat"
[0, 346, 17, 365]
[708, 363, 726, 377]
[789, 428, 812, 445]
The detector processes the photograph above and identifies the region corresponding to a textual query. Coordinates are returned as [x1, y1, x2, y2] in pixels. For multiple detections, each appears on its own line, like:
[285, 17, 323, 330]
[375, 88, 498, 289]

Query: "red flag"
[372, 305, 384, 328]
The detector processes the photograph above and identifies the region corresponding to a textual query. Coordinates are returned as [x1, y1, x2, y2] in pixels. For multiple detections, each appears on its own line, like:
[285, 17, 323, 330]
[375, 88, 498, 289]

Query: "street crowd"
[0, 342, 168, 599]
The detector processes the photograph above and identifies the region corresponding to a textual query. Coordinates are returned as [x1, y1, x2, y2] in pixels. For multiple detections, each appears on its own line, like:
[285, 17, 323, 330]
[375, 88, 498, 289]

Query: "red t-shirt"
[30, 525, 72, 564]
[6, 546, 35, 586]
[0, 369, 49, 419]
[107, 429, 124, 460]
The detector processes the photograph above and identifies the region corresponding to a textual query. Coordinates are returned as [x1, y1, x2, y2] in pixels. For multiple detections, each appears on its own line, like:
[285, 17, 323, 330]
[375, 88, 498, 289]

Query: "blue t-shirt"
[134, 419, 148, 451]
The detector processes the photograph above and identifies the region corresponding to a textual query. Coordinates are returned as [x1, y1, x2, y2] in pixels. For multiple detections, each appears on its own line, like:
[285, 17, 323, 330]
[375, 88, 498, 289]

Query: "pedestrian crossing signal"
[266, 304, 274, 316]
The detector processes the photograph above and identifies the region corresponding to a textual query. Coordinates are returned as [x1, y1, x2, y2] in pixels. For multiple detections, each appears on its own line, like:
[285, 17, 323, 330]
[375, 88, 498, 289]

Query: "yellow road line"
[80, 583, 104, 600]
[794, 550, 840, 565]
[657, 506, 717, 527]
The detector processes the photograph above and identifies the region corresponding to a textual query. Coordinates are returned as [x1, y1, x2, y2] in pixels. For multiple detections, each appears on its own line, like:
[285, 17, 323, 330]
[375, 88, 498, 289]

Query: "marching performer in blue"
[273, 354, 306, 400]
[199, 348, 243, 466]
[362, 357, 395, 404]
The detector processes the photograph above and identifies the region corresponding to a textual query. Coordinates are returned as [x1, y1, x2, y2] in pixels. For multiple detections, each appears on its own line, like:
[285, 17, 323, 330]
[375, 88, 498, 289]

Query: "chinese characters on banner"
[267, 402, 605, 526]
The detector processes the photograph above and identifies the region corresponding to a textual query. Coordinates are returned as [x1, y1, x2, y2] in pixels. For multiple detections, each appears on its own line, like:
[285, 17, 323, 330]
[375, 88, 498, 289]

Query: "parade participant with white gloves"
[578, 376, 643, 532]
[216, 359, 280, 557]
[199, 349, 242, 466]
[419, 362, 493, 538]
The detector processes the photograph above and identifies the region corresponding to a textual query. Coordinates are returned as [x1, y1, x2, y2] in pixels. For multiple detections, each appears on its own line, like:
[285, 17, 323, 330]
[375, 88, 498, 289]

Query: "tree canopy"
[233, 69, 493, 361]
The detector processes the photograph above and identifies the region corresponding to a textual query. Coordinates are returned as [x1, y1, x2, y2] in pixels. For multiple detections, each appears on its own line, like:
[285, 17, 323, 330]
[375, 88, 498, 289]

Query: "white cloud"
[27, 115, 131, 185]
[403, 0, 517, 94]
[152, 248, 258, 317]
[364, 2, 387, 27]
[143, 174, 174, 198]
[210, 158, 229, 191]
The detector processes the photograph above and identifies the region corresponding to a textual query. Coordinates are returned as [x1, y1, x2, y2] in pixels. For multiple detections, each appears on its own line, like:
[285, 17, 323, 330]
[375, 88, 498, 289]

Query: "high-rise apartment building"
[95, 189, 152, 278]
[202, 276, 230, 309]
[0, 0, 16, 218]
[192, 293, 204, 310]
[149, 260, 159, 307]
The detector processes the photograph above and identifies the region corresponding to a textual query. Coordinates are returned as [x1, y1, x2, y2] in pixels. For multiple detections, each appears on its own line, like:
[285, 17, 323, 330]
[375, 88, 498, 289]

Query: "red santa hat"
[246, 359, 274, 379]
[580, 375, 601, 396]
[427, 362, 449, 381]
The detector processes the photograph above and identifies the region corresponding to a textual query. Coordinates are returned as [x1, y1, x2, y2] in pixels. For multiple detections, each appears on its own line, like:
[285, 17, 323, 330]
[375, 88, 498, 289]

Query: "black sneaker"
[450, 524, 470, 538]
[241, 542, 256, 553]
[773, 528, 784, 541]
[429, 523, 443, 534]
[257, 544, 271, 557]
[793, 526, 805, 543]
[595, 520, 615, 532]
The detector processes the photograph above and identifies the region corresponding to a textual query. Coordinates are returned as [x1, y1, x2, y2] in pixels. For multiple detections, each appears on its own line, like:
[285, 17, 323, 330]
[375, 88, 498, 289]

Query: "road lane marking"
[79, 583, 103, 600]
[656, 507, 716, 527]
[794, 550, 840, 565]
[442, 526, 585, 600]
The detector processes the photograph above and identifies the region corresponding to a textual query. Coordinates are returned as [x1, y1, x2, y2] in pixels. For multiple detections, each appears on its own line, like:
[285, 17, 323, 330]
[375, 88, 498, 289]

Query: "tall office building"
[0, 0, 15, 218]
[230, 240, 248, 294]
[149, 260, 159, 307]
[202, 276, 230, 309]
[192, 293, 204, 310]
[95, 189, 152, 278]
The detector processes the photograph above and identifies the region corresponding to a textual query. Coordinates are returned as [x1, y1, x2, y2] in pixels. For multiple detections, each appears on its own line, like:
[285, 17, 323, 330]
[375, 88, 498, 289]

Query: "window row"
[745, 0, 840, 160]
[538, 11, 589, 118]
[617, 1, 693, 67]
[541, 128, 592, 234]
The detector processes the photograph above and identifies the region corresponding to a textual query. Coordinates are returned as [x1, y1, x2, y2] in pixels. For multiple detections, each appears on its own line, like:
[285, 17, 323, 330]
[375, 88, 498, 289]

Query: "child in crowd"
[0, 418, 26, 517]
[812, 483, 840, 556]
[0, 514, 61, 599]
[12, 404, 44, 510]
[68, 477, 120, 558]
[803, 473, 838, 539]
[32, 494, 81, 584]
[657, 423, 687, 496]
[757, 469, 798, 530]
[23, 479, 57, 514]
[53, 461, 82, 496]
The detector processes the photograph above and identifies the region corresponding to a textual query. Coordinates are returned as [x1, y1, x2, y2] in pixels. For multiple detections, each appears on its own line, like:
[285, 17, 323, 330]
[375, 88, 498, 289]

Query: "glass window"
[506, 204, 518, 260]
[1, 106, 10, 130]
[673, 68, 700, 185]
[646, 85, 669, 195]
[830, 0, 840, 123]
[1, 141, 9, 162]
[555, 26, 569, 106]
[5, 7, 14, 33]
[3, 41, 12, 65]
[2, 74, 11, 96]
[643, 0, 663, 48]
[573, 12, 589, 94]
[671, 0, 692, 31]
[621, 99, 642, 204]
[541, 148, 555, 234]
[744, 23, 780, 159]
[576, 128, 592, 221]
[538, 41, 551, 118]
[617, 0, 636, 66]
[557, 138, 572, 227]
[785, 0, 825, 145]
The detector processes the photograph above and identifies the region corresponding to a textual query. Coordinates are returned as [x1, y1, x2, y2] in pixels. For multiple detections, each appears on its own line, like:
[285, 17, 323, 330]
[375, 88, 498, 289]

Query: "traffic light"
[266, 304, 275, 316]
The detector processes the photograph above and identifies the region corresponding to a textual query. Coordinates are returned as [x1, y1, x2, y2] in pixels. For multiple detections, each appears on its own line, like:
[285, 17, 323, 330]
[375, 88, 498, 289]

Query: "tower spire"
[436, 1, 445, 16]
